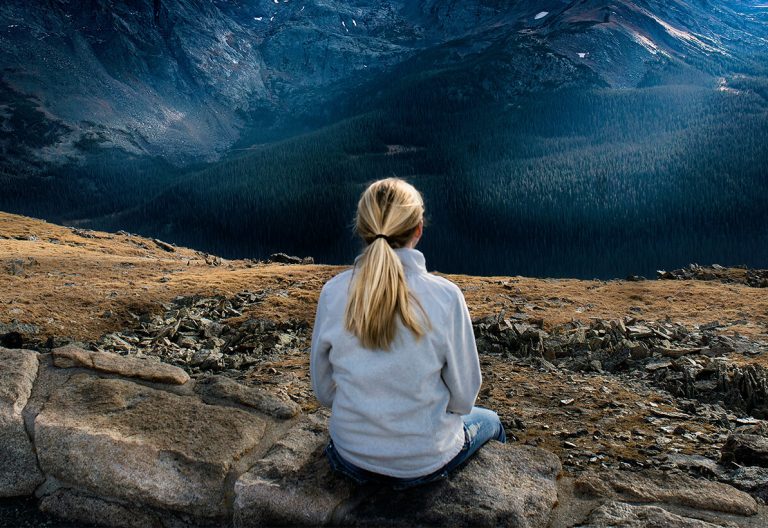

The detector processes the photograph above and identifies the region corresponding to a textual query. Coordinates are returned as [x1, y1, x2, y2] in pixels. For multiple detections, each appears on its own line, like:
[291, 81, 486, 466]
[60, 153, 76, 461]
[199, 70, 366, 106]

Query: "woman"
[310, 177, 505, 490]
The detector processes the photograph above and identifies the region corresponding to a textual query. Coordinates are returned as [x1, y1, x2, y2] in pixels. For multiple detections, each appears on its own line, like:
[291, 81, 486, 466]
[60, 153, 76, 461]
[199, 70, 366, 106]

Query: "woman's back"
[310, 177, 501, 488]
[310, 247, 482, 479]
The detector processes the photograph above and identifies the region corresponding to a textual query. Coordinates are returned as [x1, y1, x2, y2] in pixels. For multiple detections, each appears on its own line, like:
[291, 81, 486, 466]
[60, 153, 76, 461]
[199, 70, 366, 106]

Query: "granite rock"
[0, 347, 44, 496]
[574, 470, 758, 516]
[52, 345, 189, 385]
[35, 374, 266, 519]
[579, 501, 737, 528]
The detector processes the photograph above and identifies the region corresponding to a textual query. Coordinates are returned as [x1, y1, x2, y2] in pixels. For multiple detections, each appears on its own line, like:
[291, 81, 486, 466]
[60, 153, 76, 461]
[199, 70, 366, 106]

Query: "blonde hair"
[344, 177, 431, 350]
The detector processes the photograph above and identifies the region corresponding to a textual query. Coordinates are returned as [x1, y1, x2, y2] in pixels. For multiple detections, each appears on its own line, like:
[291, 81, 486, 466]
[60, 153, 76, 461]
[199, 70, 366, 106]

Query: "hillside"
[2, 0, 764, 170]
[3, 1, 767, 280]
[4, 210, 768, 506]
[3, 211, 767, 346]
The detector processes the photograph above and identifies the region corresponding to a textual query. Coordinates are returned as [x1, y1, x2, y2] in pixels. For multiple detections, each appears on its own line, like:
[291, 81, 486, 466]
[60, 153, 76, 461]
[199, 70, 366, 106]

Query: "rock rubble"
[657, 263, 768, 288]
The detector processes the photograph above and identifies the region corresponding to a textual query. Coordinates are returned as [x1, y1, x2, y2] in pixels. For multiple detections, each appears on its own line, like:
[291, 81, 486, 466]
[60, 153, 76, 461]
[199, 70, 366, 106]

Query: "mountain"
[1, 1, 767, 279]
[1, 0, 766, 171]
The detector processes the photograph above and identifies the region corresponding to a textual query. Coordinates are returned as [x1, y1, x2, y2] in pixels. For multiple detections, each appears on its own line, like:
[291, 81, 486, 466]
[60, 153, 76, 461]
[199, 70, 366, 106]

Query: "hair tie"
[374, 233, 391, 243]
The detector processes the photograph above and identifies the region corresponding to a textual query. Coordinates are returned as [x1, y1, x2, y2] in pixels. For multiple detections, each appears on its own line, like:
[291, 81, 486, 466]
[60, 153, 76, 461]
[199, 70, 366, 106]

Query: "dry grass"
[3, 211, 768, 471]
[2, 211, 767, 347]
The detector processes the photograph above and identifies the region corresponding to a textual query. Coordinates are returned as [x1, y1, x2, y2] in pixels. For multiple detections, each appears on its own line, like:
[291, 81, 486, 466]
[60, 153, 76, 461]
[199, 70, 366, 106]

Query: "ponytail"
[344, 178, 430, 350]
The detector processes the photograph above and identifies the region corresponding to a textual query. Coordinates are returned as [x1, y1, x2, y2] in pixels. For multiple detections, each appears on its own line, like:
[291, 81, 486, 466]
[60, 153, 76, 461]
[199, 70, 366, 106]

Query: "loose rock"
[52, 345, 189, 385]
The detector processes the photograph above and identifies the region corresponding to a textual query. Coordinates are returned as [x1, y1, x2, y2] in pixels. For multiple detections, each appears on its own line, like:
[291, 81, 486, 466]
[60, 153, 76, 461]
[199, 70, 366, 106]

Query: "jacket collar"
[353, 247, 428, 274]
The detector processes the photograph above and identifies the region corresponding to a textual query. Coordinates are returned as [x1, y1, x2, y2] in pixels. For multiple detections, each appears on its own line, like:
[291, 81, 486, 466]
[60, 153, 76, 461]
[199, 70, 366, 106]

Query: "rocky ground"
[2, 211, 768, 527]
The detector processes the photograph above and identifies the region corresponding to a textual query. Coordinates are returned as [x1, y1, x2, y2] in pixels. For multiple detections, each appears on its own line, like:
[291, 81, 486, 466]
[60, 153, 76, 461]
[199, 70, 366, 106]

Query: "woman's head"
[344, 178, 430, 350]
[355, 178, 424, 248]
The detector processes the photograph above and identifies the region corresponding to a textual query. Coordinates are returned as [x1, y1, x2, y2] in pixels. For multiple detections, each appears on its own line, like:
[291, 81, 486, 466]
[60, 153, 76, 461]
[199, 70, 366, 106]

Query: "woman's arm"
[441, 289, 482, 415]
[310, 285, 336, 407]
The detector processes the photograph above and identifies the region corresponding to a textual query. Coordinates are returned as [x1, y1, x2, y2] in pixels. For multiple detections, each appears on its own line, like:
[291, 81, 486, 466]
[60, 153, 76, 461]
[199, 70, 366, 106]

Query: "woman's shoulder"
[320, 267, 354, 295]
[415, 272, 466, 308]
[422, 272, 461, 293]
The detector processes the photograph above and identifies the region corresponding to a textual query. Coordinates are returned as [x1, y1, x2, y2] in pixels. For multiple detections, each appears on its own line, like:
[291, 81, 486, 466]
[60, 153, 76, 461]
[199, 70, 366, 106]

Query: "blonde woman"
[310, 177, 505, 490]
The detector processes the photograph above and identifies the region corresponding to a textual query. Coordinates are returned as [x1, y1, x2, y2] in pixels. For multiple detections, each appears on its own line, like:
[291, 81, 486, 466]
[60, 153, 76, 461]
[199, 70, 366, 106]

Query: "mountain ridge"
[2, 0, 766, 170]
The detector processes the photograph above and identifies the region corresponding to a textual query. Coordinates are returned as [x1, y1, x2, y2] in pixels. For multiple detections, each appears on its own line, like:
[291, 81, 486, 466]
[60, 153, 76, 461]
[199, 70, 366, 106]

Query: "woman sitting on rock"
[310, 177, 505, 489]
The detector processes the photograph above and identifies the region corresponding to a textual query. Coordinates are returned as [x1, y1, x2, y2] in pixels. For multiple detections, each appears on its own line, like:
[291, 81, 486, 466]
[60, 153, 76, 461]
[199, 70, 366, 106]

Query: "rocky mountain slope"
[2, 210, 768, 526]
[2, 0, 766, 171]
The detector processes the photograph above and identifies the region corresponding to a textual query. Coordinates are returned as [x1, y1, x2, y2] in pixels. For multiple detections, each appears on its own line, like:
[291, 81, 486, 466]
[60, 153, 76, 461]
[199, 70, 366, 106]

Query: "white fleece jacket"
[310, 247, 482, 478]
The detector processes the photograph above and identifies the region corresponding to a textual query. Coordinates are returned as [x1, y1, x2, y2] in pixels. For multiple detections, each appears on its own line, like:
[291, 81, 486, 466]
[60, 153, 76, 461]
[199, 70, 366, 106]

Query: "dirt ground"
[3, 211, 768, 477]
[2, 211, 766, 346]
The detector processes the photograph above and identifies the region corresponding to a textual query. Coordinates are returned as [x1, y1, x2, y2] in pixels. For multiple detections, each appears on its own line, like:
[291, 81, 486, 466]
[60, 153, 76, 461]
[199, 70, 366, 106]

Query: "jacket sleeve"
[310, 284, 336, 407]
[441, 288, 482, 415]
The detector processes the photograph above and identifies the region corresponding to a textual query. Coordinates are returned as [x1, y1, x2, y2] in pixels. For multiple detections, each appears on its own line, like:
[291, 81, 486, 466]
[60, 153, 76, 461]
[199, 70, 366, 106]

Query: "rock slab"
[35, 373, 267, 519]
[345, 442, 562, 528]
[234, 411, 354, 527]
[579, 501, 737, 528]
[38, 487, 165, 528]
[235, 411, 562, 528]
[195, 375, 301, 419]
[52, 345, 190, 385]
[720, 424, 768, 467]
[574, 470, 758, 516]
[0, 347, 44, 496]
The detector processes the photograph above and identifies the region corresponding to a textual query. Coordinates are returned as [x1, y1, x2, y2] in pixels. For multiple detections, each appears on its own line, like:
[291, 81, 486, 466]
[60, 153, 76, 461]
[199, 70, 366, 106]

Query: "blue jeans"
[324, 406, 506, 490]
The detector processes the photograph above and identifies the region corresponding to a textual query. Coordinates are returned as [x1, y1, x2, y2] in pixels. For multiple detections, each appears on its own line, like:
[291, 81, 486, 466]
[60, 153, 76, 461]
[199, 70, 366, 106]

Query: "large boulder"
[235, 411, 562, 527]
[0, 347, 44, 496]
[38, 486, 165, 528]
[234, 411, 355, 527]
[574, 470, 758, 516]
[52, 345, 189, 385]
[34, 373, 267, 521]
[343, 443, 562, 528]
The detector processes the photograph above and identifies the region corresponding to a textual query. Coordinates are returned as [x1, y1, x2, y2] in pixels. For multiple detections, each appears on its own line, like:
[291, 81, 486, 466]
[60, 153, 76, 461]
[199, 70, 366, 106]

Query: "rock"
[0, 347, 44, 496]
[655, 346, 703, 358]
[656, 264, 768, 288]
[664, 453, 721, 477]
[719, 465, 768, 502]
[579, 501, 736, 527]
[52, 345, 189, 385]
[190, 348, 224, 369]
[650, 408, 691, 420]
[720, 424, 768, 467]
[39, 487, 165, 528]
[0, 320, 40, 337]
[21, 353, 72, 443]
[195, 375, 301, 419]
[623, 340, 650, 360]
[0, 331, 23, 349]
[343, 443, 562, 528]
[152, 238, 175, 252]
[35, 374, 267, 519]
[574, 470, 757, 516]
[234, 411, 354, 527]
[236, 412, 562, 528]
[268, 252, 304, 264]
